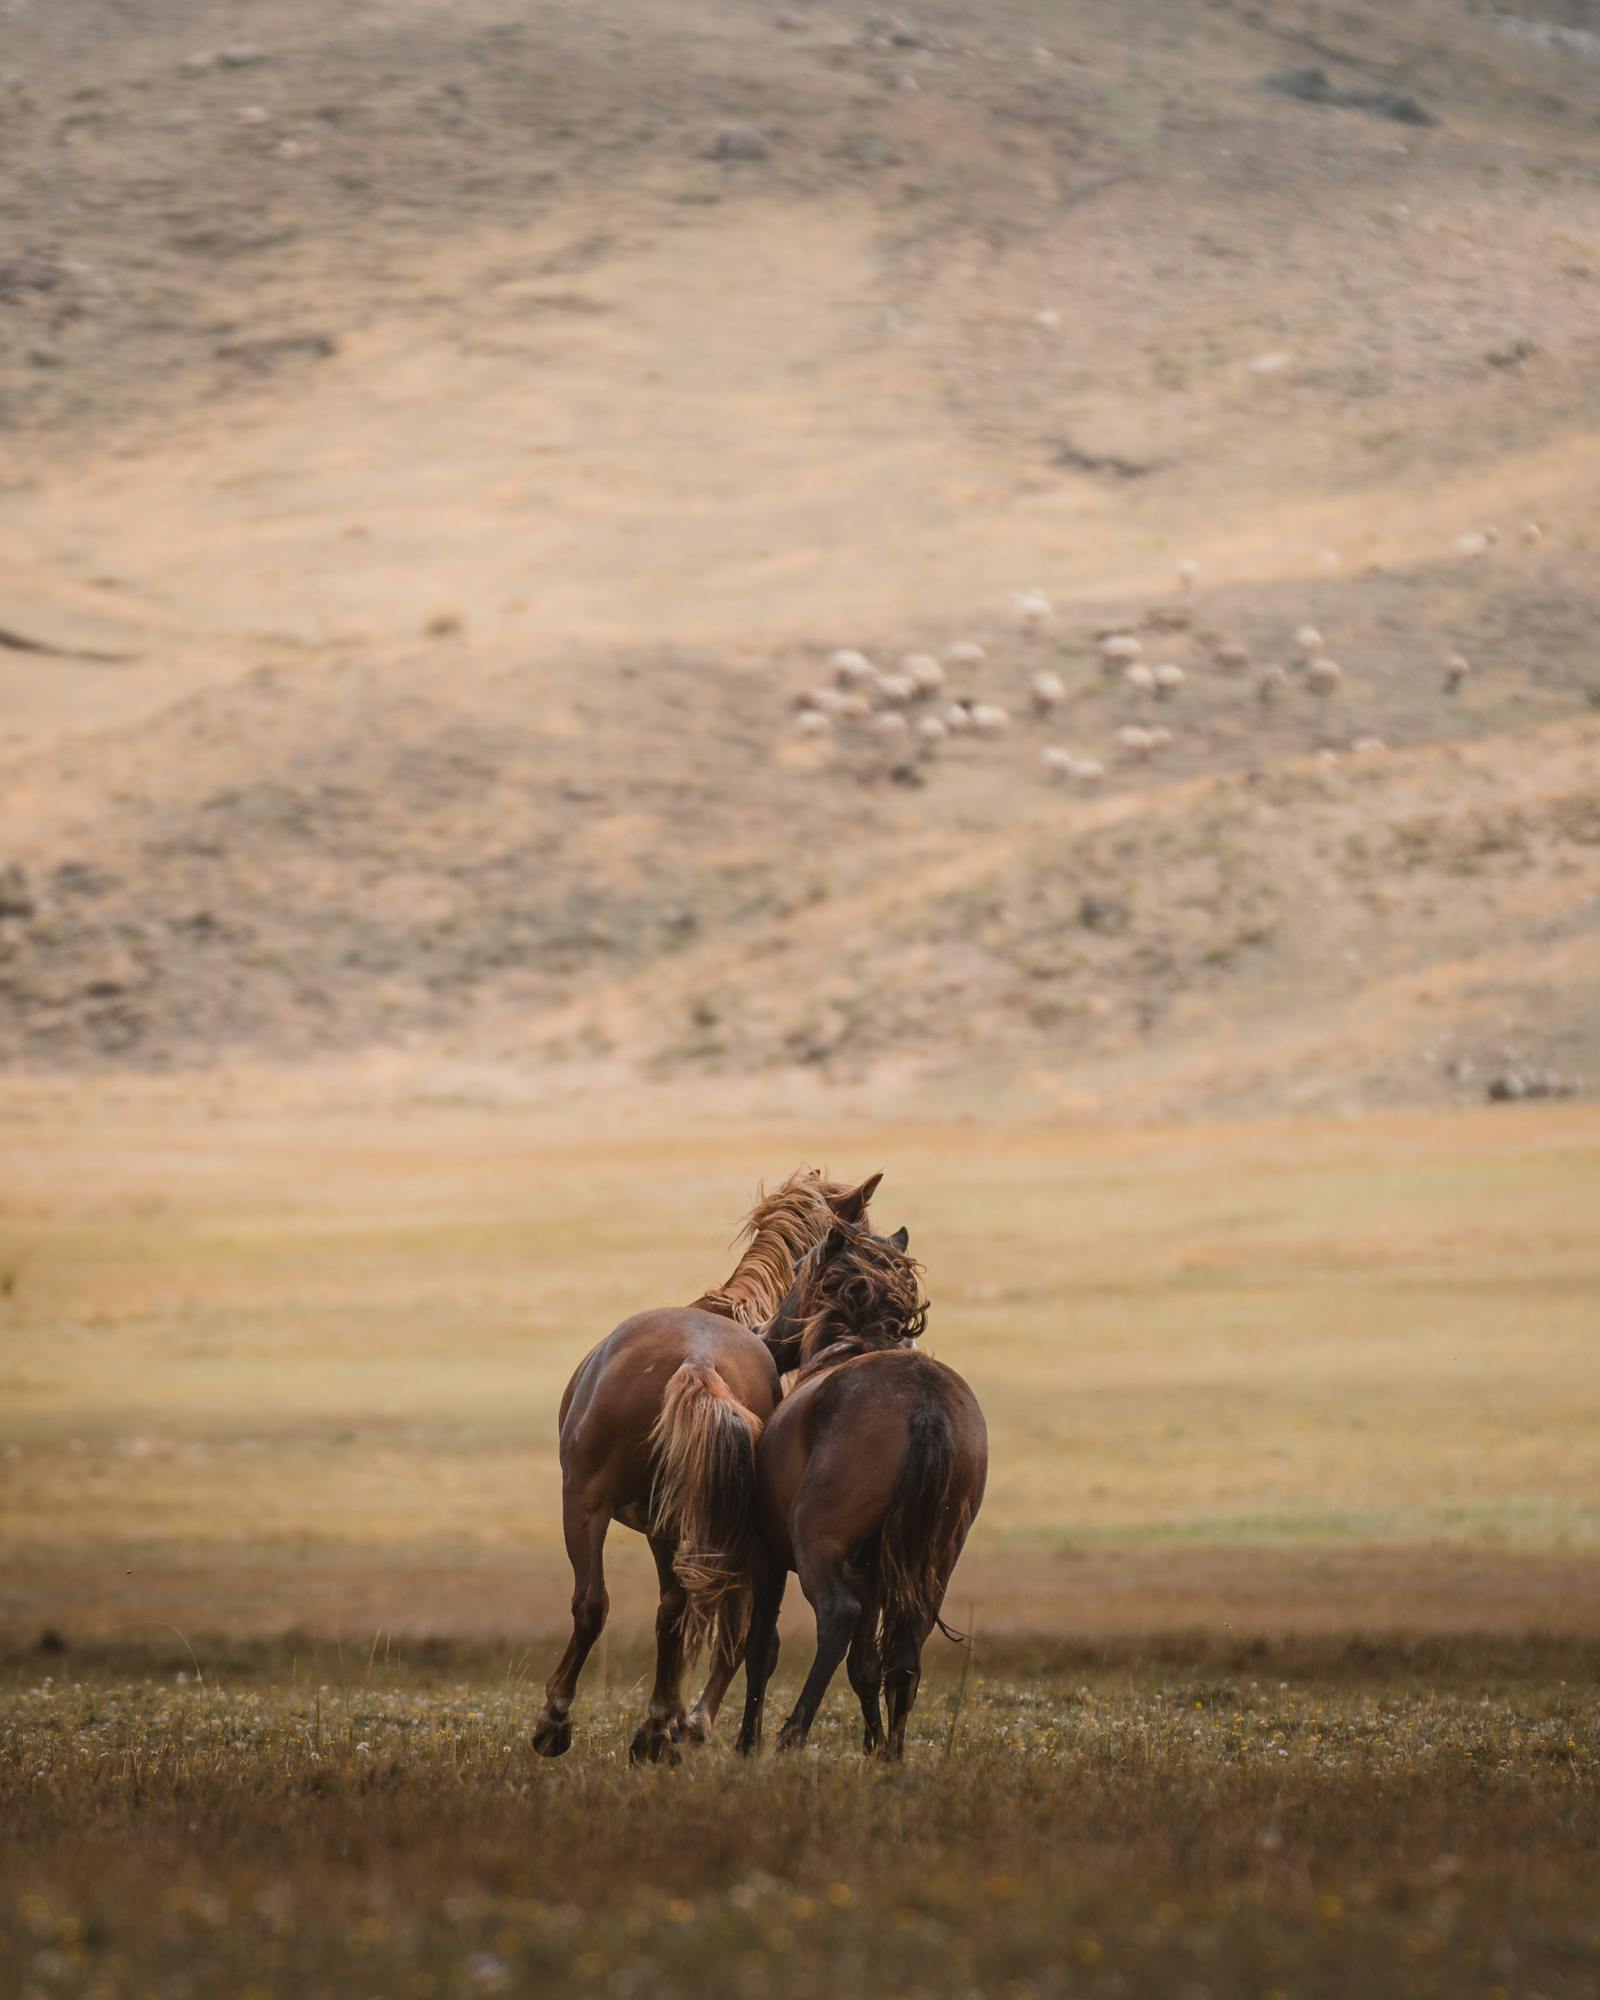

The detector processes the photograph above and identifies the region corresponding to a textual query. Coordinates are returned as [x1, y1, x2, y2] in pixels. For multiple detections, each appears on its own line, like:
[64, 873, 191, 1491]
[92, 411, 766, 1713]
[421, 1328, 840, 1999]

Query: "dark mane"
[772, 1222, 928, 1374]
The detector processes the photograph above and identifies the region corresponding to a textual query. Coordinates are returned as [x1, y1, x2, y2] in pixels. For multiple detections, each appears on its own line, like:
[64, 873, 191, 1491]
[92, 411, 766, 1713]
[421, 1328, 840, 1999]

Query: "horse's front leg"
[532, 1493, 610, 1758]
[735, 1554, 786, 1756]
[630, 1535, 690, 1765]
[682, 1637, 744, 1748]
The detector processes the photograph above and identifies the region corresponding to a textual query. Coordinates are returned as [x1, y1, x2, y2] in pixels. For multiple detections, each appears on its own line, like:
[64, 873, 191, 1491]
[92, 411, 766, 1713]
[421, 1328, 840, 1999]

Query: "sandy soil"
[1, 0, 1597, 1111]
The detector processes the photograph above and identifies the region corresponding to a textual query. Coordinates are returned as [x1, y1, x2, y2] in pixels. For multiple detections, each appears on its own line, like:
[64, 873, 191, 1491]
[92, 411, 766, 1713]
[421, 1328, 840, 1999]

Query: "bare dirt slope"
[2, 0, 1597, 1112]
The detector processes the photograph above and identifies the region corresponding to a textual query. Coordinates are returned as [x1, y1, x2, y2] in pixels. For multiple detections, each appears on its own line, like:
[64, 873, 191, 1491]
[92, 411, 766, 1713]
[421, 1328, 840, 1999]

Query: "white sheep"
[1030, 670, 1066, 714]
[873, 710, 909, 736]
[916, 714, 949, 745]
[1153, 664, 1185, 698]
[1115, 724, 1156, 760]
[1175, 558, 1199, 588]
[1147, 725, 1174, 754]
[796, 686, 847, 716]
[1212, 640, 1251, 673]
[1444, 654, 1471, 693]
[1453, 531, 1491, 559]
[1295, 626, 1325, 659]
[1099, 634, 1142, 673]
[1306, 658, 1344, 696]
[836, 692, 872, 723]
[1257, 665, 1289, 704]
[970, 703, 1011, 735]
[874, 672, 917, 705]
[1124, 662, 1157, 696]
[1351, 734, 1386, 754]
[944, 641, 987, 668]
[830, 648, 875, 686]
[1043, 747, 1104, 785]
[1013, 588, 1055, 632]
[1522, 521, 1544, 546]
[794, 709, 832, 736]
[903, 653, 946, 696]
[942, 703, 972, 734]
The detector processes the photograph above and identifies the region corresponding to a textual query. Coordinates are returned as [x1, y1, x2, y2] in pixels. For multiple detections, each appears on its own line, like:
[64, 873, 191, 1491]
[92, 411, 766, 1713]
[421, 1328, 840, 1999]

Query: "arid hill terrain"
[2, 0, 1597, 1114]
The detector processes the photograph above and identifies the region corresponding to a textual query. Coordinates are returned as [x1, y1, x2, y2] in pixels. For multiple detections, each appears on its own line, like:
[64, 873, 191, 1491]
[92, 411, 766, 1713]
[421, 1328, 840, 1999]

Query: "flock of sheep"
[790, 530, 1536, 785]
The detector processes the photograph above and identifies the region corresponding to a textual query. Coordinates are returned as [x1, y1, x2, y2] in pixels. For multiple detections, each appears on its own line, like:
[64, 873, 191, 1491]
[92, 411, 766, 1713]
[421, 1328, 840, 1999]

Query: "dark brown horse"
[738, 1227, 987, 1759]
[531, 1169, 881, 1764]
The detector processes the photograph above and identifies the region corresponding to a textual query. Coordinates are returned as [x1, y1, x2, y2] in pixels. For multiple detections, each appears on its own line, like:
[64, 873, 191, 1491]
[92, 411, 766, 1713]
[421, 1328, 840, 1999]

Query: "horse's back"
[558, 1307, 781, 1507]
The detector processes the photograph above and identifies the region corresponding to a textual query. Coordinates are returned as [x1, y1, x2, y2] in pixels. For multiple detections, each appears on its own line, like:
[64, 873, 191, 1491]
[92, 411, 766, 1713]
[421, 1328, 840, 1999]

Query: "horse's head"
[760, 1212, 926, 1376]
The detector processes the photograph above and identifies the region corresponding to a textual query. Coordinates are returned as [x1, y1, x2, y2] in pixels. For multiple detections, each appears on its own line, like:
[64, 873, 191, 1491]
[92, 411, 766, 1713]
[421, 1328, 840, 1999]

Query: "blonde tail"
[649, 1363, 763, 1663]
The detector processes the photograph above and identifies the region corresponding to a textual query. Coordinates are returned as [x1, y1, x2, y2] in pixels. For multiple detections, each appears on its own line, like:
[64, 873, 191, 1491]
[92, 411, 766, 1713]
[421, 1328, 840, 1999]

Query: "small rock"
[0, 865, 33, 920]
[1079, 893, 1129, 936]
[706, 124, 770, 162]
[1487, 1071, 1580, 1104]
[1263, 67, 1436, 127]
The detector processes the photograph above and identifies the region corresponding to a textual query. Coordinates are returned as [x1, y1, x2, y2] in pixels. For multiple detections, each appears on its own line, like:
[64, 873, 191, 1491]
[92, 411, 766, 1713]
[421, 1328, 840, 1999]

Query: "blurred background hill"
[2, 0, 1597, 1117]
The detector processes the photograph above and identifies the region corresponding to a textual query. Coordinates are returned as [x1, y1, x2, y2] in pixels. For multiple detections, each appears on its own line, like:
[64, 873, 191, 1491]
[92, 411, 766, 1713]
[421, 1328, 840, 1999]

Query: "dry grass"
[4, 1638, 1599, 1999]
[4, 1094, 1599, 1605]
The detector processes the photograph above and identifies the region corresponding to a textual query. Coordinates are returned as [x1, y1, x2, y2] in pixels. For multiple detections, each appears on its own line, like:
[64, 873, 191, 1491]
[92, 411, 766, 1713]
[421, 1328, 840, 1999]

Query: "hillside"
[2, 0, 1598, 1113]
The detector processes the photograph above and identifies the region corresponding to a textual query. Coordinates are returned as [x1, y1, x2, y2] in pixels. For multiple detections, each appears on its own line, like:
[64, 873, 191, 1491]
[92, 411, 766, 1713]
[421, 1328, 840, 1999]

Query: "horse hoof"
[531, 1715, 572, 1759]
[628, 1726, 680, 1767]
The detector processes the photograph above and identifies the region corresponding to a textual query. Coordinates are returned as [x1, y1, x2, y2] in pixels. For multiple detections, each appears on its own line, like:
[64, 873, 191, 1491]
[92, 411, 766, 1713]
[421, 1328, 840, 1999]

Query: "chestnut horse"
[737, 1227, 987, 1759]
[531, 1169, 880, 1764]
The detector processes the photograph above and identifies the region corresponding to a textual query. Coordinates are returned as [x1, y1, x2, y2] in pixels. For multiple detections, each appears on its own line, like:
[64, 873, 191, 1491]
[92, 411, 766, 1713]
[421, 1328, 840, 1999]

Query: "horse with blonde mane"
[531, 1169, 881, 1764]
[738, 1219, 987, 1759]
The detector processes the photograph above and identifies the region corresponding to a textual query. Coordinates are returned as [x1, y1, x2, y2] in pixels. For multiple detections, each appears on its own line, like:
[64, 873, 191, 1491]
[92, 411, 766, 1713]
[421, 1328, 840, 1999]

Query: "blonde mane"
[690, 1171, 853, 1328]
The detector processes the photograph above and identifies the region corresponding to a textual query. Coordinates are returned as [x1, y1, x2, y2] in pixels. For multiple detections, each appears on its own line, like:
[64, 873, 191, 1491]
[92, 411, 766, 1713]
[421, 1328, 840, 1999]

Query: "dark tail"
[877, 1387, 970, 1647]
[649, 1363, 763, 1664]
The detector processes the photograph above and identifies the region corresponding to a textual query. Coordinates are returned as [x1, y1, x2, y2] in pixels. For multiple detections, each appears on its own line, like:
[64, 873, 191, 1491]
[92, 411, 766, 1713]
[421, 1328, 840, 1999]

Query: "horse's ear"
[830, 1172, 882, 1225]
[888, 1225, 910, 1252]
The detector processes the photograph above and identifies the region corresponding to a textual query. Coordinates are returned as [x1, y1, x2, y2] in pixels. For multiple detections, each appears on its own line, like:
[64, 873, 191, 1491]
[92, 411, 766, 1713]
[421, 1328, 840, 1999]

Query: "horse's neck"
[699, 1218, 820, 1327]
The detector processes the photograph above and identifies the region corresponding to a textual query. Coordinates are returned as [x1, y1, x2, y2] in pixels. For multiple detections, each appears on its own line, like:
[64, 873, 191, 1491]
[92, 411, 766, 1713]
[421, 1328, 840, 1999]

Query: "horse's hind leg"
[532, 1494, 610, 1757]
[775, 1551, 859, 1752]
[846, 1570, 884, 1755]
[630, 1535, 690, 1766]
[882, 1611, 938, 1761]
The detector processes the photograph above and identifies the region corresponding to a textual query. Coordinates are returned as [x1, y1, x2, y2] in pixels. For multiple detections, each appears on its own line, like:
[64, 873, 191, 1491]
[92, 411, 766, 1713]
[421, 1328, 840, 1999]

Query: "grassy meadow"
[4, 1090, 1600, 1624]
[4, 1088, 1600, 1997]
[5, 1640, 1600, 2000]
